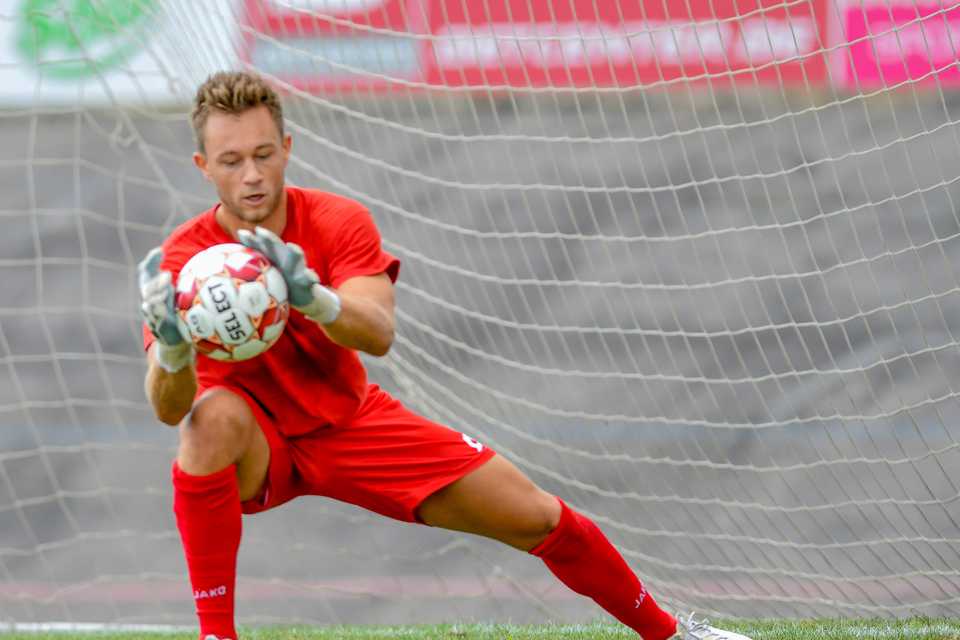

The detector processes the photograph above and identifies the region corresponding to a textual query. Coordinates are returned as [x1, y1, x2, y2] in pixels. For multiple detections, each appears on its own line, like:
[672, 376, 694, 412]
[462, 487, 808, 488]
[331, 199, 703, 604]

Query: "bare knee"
[419, 454, 562, 551]
[515, 489, 562, 550]
[178, 389, 257, 475]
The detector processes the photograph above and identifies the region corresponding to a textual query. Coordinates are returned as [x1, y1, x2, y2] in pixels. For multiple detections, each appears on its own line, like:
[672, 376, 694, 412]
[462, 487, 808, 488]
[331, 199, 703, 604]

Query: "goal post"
[1, 0, 959, 627]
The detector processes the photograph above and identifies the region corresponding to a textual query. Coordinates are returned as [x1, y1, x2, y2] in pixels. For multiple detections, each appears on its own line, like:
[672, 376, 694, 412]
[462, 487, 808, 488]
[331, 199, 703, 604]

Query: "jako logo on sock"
[194, 585, 228, 600]
[635, 585, 648, 608]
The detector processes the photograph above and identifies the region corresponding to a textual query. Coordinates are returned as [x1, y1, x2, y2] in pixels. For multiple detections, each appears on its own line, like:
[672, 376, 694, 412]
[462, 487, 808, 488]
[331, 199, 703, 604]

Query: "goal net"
[2, 0, 959, 628]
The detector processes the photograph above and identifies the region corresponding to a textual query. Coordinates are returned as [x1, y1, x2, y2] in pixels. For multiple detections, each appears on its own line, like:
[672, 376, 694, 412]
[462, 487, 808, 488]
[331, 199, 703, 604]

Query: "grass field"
[2, 619, 960, 640]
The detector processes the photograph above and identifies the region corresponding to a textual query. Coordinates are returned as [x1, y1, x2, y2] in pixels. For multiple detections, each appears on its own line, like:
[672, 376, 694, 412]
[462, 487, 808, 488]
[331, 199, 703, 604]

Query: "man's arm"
[237, 226, 396, 357]
[138, 246, 197, 426]
[144, 343, 197, 426]
[320, 273, 395, 356]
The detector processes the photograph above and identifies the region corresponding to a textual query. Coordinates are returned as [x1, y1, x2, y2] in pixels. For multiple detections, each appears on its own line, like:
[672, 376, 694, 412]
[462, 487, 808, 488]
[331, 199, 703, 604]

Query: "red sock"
[530, 499, 677, 640]
[173, 462, 241, 640]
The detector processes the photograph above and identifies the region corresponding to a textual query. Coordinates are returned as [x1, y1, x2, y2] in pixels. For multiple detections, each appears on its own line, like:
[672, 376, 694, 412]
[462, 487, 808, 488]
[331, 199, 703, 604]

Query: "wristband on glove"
[299, 282, 342, 325]
[154, 341, 195, 373]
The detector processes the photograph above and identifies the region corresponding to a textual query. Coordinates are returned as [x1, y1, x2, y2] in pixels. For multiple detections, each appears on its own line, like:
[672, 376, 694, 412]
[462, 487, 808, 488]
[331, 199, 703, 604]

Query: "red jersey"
[143, 187, 400, 435]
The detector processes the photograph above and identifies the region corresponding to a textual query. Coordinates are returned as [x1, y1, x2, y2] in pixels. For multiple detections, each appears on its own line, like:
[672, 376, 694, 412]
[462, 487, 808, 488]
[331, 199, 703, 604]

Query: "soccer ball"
[175, 243, 289, 362]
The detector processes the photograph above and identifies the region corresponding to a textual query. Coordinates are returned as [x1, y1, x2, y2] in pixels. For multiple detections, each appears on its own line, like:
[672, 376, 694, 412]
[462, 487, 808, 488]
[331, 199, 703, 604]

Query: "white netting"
[2, 0, 960, 627]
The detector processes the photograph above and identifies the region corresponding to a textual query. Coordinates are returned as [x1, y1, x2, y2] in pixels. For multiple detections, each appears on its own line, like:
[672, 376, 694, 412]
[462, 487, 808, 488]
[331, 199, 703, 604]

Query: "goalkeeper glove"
[138, 247, 194, 373]
[237, 226, 342, 325]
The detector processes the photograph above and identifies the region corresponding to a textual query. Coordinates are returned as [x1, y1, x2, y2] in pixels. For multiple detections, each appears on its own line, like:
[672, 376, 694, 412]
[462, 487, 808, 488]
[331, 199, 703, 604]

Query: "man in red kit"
[137, 71, 753, 640]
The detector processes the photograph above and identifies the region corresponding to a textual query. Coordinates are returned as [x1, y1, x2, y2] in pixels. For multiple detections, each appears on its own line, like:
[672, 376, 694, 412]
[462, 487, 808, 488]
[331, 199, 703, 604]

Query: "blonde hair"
[191, 71, 284, 153]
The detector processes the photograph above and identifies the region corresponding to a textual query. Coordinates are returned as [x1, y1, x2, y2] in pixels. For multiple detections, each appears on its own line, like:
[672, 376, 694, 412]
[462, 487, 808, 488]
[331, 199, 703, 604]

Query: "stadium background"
[1, 0, 960, 629]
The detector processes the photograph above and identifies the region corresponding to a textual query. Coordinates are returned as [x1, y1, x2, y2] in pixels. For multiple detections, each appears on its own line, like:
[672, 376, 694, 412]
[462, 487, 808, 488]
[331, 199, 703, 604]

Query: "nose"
[242, 158, 262, 185]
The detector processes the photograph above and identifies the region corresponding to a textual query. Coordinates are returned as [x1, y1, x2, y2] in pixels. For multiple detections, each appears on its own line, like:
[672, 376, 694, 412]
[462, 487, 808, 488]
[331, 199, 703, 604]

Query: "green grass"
[2, 619, 960, 640]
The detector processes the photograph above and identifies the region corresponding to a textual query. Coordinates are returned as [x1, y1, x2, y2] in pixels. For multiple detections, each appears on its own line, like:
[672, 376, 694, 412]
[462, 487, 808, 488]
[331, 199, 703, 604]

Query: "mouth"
[242, 193, 266, 206]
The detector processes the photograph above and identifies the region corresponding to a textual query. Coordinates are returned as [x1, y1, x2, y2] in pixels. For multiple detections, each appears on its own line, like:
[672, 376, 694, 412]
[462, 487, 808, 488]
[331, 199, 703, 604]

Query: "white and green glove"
[237, 226, 341, 325]
[137, 247, 194, 373]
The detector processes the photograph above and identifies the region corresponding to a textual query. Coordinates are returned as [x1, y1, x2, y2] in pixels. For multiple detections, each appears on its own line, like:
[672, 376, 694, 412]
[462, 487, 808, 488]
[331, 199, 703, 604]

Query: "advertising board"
[244, 0, 829, 91]
[243, 0, 422, 93]
[841, 2, 960, 89]
[423, 0, 827, 88]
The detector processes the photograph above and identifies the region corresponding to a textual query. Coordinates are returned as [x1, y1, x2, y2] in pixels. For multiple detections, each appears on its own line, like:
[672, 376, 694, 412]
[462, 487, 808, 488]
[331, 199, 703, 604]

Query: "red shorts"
[217, 384, 496, 522]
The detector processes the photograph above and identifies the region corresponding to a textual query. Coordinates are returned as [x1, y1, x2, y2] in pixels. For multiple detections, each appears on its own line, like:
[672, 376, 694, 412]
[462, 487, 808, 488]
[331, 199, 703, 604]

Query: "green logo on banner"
[17, 0, 155, 79]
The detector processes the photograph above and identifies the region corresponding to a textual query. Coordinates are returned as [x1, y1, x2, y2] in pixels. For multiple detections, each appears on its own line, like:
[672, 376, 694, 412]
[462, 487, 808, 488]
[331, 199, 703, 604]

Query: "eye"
[256, 152, 272, 160]
[222, 158, 239, 167]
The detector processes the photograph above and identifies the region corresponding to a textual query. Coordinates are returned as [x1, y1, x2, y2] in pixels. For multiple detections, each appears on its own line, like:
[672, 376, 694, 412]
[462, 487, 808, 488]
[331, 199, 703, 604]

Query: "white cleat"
[203, 636, 234, 640]
[672, 612, 754, 640]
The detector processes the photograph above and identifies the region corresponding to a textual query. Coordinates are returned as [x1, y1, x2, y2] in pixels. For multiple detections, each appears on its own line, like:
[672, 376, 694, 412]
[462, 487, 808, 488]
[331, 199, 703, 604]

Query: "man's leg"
[416, 454, 678, 640]
[174, 388, 270, 640]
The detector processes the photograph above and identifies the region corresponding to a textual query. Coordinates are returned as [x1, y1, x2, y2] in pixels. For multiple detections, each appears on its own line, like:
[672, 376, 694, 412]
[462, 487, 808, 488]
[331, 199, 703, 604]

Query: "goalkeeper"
[138, 71, 753, 640]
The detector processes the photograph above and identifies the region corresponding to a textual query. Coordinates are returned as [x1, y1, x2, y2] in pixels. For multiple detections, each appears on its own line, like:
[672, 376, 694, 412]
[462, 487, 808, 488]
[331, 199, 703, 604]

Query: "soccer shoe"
[203, 636, 234, 640]
[672, 612, 754, 640]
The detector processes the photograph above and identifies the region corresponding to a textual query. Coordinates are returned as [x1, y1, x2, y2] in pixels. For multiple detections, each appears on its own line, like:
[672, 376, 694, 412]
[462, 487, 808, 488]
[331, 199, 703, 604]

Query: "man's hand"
[138, 247, 194, 373]
[237, 226, 341, 325]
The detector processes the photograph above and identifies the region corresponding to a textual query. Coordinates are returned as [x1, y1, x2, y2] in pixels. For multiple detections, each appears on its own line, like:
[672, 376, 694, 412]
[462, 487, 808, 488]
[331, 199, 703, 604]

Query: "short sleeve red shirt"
[143, 187, 400, 435]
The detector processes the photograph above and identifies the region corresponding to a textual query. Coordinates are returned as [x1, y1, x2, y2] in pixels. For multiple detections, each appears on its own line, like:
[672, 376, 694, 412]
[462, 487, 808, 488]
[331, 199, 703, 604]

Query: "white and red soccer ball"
[175, 243, 289, 362]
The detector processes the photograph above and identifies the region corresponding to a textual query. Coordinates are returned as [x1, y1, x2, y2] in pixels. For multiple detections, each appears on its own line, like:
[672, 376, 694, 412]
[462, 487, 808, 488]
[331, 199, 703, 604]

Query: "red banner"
[841, 3, 960, 89]
[242, 0, 422, 93]
[424, 0, 827, 88]
[243, 0, 828, 91]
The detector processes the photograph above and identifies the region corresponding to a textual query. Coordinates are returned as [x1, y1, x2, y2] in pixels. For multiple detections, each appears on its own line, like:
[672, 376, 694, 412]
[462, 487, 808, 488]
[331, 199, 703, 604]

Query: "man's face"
[194, 106, 291, 225]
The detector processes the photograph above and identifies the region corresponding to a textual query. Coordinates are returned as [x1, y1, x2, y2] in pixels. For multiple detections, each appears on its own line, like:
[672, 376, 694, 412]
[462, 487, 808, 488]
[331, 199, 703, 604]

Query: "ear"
[193, 152, 211, 181]
[281, 133, 293, 167]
